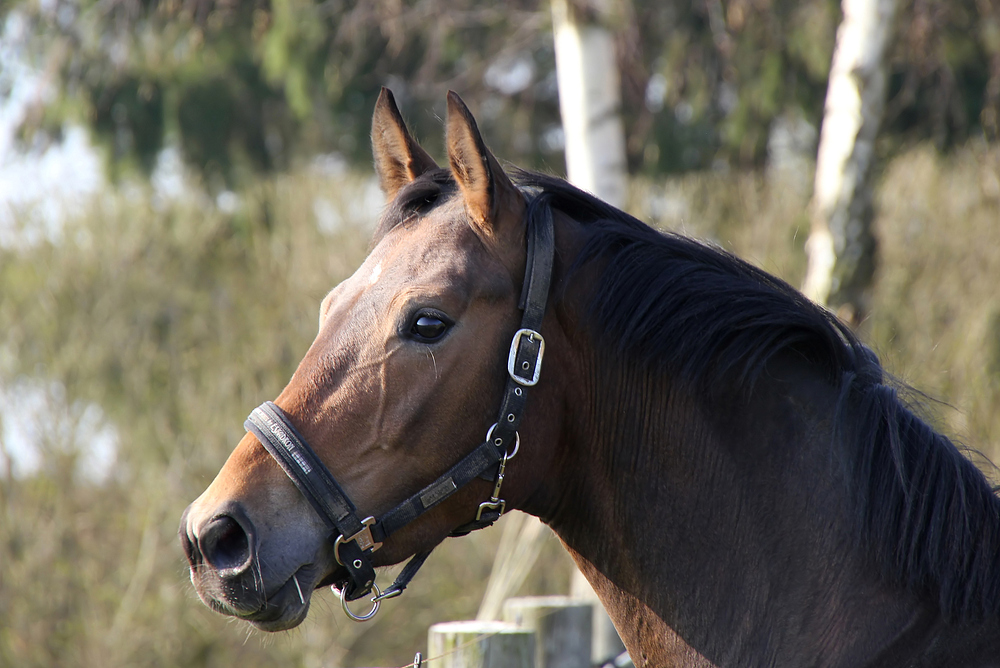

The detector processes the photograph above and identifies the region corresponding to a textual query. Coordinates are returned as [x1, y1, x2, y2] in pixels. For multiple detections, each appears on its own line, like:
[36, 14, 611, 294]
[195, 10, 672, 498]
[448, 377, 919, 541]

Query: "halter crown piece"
[244, 201, 554, 621]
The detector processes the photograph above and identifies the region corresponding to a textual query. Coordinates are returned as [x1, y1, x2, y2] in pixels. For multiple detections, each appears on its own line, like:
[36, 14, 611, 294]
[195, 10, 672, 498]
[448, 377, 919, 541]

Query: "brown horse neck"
[524, 339, 961, 666]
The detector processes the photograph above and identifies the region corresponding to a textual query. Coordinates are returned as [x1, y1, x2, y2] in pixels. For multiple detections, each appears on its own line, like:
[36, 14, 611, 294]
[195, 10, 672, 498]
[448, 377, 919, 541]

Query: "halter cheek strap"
[245, 401, 377, 599]
[244, 202, 554, 615]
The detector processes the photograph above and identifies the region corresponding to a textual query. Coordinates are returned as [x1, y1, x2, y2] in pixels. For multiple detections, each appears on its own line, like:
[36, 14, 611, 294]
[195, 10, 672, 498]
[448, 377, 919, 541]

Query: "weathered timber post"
[503, 596, 593, 668]
[428, 621, 535, 668]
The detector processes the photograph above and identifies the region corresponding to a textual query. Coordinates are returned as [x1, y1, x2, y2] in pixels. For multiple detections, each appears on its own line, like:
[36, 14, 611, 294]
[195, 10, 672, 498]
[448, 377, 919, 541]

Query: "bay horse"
[181, 89, 1000, 667]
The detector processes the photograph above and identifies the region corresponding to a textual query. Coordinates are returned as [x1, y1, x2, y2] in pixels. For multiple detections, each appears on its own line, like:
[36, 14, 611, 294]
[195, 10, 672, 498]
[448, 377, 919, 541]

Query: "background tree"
[5, 0, 998, 189]
[802, 0, 899, 322]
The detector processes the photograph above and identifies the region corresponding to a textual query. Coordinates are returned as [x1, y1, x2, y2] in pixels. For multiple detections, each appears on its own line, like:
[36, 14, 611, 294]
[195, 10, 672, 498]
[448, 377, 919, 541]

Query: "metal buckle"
[507, 328, 545, 386]
[476, 497, 506, 522]
[372, 586, 404, 603]
[333, 516, 382, 566]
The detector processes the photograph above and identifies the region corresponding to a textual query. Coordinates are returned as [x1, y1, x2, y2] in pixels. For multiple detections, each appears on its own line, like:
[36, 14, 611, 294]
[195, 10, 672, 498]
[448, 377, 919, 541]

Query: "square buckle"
[507, 328, 545, 386]
[476, 498, 506, 522]
[334, 516, 382, 566]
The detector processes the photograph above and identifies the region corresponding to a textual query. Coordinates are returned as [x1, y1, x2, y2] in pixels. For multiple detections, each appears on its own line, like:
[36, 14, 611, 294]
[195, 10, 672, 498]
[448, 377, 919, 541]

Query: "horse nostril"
[199, 515, 252, 572]
[179, 506, 202, 568]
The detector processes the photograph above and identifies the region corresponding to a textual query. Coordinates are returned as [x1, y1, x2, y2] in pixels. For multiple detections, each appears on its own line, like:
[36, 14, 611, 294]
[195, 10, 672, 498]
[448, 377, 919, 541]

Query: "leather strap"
[246, 402, 376, 599]
[484, 205, 554, 458]
[370, 439, 502, 544]
[379, 550, 432, 600]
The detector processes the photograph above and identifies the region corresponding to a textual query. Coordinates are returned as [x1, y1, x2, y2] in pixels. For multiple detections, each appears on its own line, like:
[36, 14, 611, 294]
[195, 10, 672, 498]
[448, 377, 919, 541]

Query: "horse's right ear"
[371, 88, 439, 200]
[445, 91, 523, 245]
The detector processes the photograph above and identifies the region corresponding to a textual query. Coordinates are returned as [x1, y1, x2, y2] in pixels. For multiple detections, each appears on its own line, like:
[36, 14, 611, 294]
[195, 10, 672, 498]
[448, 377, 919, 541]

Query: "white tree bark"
[551, 0, 627, 208]
[802, 0, 898, 319]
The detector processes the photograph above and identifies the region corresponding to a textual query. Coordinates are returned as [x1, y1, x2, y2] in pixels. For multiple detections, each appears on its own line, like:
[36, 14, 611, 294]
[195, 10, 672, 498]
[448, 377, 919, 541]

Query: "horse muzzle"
[179, 501, 329, 631]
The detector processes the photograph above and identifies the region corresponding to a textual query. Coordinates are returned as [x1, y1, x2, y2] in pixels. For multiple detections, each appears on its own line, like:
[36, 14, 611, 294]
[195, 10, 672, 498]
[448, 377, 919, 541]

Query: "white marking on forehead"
[368, 261, 383, 285]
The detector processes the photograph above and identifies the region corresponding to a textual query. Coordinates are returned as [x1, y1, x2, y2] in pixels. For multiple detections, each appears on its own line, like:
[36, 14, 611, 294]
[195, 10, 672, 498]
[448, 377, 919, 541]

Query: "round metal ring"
[484, 423, 520, 460]
[338, 582, 381, 622]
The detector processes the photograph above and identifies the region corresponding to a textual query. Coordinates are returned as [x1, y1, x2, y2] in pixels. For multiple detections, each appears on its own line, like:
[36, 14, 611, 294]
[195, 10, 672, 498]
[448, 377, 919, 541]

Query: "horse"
[180, 89, 1000, 667]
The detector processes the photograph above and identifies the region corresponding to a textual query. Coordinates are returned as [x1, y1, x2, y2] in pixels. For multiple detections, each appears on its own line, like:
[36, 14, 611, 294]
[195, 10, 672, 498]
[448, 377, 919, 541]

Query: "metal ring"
[485, 423, 520, 460]
[338, 582, 381, 622]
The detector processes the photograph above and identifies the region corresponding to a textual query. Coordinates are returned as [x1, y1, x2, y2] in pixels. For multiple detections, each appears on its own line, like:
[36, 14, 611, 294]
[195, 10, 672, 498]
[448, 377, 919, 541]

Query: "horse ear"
[372, 87, 439, 199]
[445, 91, 523, 241]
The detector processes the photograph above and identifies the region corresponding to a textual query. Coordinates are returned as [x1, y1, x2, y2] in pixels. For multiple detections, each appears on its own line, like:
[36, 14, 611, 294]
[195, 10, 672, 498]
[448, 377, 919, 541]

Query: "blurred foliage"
[4, 0, 555, 188]
[866, 141, 1000, 456]
[4, 0, 999, 187]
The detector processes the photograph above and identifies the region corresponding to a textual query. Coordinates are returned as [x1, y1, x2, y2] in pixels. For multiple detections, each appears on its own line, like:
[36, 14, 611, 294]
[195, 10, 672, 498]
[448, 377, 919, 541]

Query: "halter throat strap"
[244, 201, 554, 608]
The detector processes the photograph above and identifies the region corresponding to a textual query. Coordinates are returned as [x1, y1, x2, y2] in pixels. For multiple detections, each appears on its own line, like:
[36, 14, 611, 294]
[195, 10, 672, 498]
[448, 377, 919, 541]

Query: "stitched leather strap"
[489, 206, 554, 457]
[246, 402, 376, 600]
[370, 439, 502, 544]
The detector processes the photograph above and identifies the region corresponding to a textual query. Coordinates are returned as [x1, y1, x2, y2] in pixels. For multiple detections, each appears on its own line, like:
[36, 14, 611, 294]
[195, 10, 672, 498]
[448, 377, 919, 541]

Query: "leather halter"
[244, 201, 554, 620]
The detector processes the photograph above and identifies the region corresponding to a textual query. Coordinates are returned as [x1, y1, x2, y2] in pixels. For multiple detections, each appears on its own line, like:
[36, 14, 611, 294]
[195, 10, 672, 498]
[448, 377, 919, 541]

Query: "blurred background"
[0, 0, 998, 666]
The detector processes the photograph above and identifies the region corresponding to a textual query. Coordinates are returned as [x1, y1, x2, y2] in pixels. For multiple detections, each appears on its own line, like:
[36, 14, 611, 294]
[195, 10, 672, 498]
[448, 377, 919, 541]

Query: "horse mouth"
[203, 566, 324, 632]
[245, 564, 354, 632]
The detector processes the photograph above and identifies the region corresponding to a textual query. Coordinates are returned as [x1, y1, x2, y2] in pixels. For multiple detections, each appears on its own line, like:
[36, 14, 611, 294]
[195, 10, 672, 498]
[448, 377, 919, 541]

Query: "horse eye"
[411, 314, 449, 341]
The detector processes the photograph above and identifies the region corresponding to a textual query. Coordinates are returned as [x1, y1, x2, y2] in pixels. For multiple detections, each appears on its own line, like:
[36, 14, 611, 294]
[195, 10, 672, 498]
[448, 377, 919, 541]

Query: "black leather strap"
[246, 402, 358, 529]
[483, 206, 554, 458]
[379, 550, 432, 599]
[370, 439, 502, 543]
[246, 402, 376, 599]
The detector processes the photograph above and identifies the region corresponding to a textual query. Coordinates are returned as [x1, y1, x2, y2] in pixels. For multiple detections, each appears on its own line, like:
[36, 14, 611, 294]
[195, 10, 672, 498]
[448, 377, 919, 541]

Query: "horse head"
[179, 90, 563, 631]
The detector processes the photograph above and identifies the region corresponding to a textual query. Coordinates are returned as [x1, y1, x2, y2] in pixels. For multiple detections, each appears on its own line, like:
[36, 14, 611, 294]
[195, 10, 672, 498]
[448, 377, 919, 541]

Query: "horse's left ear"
[446, 91, 524, 243]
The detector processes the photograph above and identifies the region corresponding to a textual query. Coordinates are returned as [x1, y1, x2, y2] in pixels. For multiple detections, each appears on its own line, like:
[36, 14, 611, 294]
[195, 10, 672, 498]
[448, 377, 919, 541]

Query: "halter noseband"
[244, 201, 554, 621]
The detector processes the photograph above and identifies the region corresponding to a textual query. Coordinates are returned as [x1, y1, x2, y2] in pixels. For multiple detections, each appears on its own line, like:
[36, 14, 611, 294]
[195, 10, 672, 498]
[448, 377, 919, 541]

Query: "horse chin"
[243, 566, 351, 632]
[245, 600, 311, 632]
[193, 564, 322, 633]
[238, 573, 317, 632]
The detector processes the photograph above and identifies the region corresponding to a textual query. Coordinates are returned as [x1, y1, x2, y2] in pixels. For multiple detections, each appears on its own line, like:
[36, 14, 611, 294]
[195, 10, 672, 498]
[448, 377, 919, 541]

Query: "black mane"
[517, 171, 856, 386]
[515, 170, 1000, 621]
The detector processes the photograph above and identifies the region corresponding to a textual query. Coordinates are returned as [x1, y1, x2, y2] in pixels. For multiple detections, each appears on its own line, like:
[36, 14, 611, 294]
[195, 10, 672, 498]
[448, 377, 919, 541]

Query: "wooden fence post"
[502, 596, 592, 668]
[428, 621, 535, 668]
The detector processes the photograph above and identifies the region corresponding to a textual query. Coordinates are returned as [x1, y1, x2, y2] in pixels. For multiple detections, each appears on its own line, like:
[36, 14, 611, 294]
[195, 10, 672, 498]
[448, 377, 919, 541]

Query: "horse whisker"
[293, 574, 306, 606]
[254, 552, 266, 601]
[428, 350, 439, 379]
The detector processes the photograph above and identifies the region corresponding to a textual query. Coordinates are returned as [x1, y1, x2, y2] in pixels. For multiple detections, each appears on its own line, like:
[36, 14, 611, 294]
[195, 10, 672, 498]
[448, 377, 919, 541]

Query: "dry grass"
[867, 142, 1000, 463]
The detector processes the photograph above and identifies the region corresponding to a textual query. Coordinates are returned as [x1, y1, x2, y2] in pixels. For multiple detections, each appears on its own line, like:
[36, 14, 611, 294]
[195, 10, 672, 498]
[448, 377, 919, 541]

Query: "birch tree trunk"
[551, 0, 628, 663]
[802, 0, 898, 323]
[551, 0, 627, 208]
